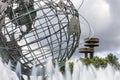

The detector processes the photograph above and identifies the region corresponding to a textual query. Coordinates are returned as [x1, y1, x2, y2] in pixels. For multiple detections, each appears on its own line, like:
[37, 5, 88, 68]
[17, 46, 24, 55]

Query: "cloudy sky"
[71, 0, 120, 60]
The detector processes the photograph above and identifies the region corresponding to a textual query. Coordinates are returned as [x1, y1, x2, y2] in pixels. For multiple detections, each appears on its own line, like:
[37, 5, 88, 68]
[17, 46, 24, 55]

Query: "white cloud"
[71, 0, 120, 56]
[71, 0, 112, 39]
[94, 52, 108, 58]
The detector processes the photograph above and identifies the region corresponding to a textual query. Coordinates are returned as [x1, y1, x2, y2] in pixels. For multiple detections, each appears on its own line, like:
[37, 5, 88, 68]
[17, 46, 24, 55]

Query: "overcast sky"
[71, 0, 120, 60]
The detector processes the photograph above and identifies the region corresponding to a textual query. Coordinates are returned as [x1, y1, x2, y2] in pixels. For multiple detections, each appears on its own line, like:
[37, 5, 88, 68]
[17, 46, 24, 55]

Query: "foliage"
[106, 53, 118, 64]
[81, 53, 120, 69]
[106, 53, 120, 69]
[68, 62, 74, 73]
[60, 62, 74, 74]
[60, 65, 65, 74]
[60, 53, 120, 73]
[81, 56, 108, 68]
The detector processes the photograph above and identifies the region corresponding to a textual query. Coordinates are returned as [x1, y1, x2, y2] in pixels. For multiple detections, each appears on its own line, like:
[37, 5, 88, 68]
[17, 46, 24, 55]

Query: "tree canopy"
[60, 53, 120, 73]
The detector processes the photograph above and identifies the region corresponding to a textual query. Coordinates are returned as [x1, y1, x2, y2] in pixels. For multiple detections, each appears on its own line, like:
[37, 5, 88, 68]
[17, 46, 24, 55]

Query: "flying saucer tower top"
[0, 0, 81, 75]
[79, 38, 99, 58]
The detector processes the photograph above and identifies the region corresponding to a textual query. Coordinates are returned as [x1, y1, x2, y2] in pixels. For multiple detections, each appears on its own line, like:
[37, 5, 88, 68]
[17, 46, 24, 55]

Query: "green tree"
[106, 53, 120, 69]
[60, 53, 120, 73]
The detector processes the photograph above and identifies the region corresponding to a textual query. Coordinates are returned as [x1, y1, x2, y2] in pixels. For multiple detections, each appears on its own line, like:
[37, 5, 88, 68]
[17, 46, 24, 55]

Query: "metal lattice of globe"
[0, 0, 80, 74]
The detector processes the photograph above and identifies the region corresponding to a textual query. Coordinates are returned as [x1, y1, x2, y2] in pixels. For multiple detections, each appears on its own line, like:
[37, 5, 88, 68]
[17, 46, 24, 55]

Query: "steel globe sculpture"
[0, 0, 80, 75]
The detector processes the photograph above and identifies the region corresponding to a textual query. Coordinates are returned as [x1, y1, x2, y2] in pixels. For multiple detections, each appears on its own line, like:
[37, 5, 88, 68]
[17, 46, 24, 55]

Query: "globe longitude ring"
[0, 0, 81, 75]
